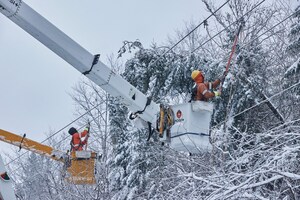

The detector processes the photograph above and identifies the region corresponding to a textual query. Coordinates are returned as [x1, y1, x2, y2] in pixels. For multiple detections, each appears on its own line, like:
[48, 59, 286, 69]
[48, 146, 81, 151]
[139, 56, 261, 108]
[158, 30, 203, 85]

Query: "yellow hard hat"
[191, 70, 202, 80]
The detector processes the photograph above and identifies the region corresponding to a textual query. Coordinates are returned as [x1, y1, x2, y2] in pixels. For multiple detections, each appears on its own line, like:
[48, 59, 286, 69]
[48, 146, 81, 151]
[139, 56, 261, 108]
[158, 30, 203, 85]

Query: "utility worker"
[68, 123, 90, 151]
[191, 70, 224, 101]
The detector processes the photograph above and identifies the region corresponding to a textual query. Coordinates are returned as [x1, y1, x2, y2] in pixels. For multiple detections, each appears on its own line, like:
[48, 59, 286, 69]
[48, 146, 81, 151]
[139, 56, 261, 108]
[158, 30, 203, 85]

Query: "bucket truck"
[0, 0, 213, 153]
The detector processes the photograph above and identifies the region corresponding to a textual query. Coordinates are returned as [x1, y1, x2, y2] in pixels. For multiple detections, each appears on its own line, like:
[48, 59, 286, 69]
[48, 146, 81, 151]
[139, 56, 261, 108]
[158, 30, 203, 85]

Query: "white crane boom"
[0, 0, 159, 125]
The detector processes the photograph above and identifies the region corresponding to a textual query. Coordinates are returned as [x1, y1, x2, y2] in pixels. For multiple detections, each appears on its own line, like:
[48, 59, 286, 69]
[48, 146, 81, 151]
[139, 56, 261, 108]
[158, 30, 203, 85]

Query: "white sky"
[0, 0, 216, 158]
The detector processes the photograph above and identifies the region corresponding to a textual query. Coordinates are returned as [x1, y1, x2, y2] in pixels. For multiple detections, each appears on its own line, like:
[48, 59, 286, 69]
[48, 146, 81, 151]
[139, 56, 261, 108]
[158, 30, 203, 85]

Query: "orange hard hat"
[191, 70, 203, 80]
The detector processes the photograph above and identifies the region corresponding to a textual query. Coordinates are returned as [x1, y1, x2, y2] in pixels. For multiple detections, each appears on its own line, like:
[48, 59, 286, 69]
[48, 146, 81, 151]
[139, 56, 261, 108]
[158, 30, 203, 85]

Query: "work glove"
[85, 122, 90, 132]
[214, 91, 221, 97]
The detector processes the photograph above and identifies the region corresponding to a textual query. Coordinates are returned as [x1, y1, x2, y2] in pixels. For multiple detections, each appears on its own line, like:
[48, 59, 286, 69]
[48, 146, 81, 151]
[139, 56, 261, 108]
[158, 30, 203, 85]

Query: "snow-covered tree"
[8, 1, 300, 199]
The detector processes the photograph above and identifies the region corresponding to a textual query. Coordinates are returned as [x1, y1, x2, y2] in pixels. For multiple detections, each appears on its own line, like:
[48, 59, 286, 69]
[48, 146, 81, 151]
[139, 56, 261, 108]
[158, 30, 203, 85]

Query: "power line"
[240, 10, 297, 49]
[209, 7, 300, 130]
[171, 3, 299, 154]
[150, 0, 231, 66]
[191, 0, 266, 53]
[6, 112, 108, 174]
[211, 81, 300, 131]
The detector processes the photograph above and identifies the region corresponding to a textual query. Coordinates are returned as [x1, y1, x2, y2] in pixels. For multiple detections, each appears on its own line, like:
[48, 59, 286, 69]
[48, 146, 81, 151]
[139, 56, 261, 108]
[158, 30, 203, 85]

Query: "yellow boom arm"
[0, 129, 65, 162]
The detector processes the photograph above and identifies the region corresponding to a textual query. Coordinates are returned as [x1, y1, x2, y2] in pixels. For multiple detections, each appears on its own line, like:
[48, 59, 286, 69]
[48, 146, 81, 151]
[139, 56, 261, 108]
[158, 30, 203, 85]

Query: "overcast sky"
[0, 0, 221, 158]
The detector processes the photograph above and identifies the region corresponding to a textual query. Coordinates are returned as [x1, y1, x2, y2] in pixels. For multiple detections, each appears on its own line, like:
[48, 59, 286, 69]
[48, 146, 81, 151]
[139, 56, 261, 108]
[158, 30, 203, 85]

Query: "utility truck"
[0, 1, 217, 198]
[0, 0, 214, 154]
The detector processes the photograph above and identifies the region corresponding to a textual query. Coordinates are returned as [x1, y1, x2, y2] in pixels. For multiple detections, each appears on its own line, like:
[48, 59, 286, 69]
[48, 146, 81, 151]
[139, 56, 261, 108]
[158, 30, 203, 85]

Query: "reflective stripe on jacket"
[194, 76, 221, 101]
[71, 128, 89, 151]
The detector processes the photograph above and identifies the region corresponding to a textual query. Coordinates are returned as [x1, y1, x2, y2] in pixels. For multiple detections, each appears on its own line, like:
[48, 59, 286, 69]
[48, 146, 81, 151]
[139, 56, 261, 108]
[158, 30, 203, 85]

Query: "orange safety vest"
[70, 128, 89, 151]
[193, 75, 221, 101]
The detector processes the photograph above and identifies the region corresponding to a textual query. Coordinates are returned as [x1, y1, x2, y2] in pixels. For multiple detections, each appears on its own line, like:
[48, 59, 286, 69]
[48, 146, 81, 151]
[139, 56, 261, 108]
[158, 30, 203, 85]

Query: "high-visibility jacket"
[193, 74, 221, 101]
[70, 127, 89, 151]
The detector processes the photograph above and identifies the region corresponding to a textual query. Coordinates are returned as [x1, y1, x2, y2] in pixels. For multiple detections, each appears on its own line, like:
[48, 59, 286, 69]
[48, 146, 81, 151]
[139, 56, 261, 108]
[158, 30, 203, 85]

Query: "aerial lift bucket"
[65, 151, 97, 185]
[166, 101, 214, 153]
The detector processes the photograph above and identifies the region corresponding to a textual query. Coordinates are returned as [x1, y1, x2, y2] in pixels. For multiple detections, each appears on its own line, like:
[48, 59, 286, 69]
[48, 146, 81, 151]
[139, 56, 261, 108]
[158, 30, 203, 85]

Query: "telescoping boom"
[0, 0, 159, 126]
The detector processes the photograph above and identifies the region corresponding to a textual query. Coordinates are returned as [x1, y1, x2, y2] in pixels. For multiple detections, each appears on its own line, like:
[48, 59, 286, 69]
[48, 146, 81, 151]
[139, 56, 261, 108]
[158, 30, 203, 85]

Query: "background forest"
[4, 0, 300, 199]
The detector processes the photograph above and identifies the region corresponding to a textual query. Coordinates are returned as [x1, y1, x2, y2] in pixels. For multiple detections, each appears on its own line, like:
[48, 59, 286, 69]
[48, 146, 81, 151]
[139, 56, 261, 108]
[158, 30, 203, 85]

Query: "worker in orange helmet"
[68, 123, 90, 151]
[191, 70, 224, 101]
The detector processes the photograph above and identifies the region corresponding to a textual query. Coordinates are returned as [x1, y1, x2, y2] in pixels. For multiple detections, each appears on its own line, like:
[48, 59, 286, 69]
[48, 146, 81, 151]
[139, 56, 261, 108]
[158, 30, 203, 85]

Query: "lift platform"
[160, 101, 214, 153]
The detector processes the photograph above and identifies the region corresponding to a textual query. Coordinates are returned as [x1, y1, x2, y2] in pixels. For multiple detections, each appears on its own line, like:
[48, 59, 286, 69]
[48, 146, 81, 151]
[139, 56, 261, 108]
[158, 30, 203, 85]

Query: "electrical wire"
[151, 0, 266, 98]
[191, 0, 266, 53]
[149, 0, 231, 67]
[6, 113, 108, 174]
[240, 10, 297, 50]
[211, 10, 300, 132]
[205, 2, 299, 131]
[211, 81, 300, 131]
[157, 4, 298, 155]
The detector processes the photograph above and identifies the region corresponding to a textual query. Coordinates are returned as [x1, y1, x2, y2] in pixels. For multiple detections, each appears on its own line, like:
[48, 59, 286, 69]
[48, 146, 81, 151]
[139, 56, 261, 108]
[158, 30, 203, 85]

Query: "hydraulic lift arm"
[0, 129, 65, 162]
[0, 0, 159, 126]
